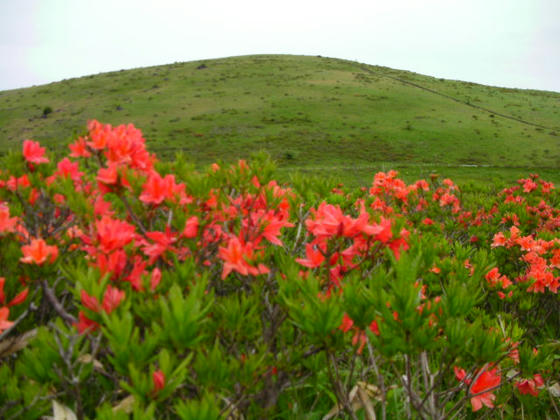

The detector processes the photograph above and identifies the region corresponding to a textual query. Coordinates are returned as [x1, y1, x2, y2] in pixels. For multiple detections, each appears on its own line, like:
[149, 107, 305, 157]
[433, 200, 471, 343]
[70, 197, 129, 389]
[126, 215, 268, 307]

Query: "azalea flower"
[75, 311, 100, 334]
[22, 140, 49, 164]
[0, 204, 18, 234]
[81, 290, 101, 313]
[139, 171, 185, 205]
[295, 243, 325, 268]
[152, 370, 165, 393]
[0, 306, 14, 333]
[456, 366, 501, 411]
[68, 136, 92, 158]
[102, 285, 125, 314]
[20, 238, 59, 265]
[218, 235, 268, 279]
[516, 374, 544, 397]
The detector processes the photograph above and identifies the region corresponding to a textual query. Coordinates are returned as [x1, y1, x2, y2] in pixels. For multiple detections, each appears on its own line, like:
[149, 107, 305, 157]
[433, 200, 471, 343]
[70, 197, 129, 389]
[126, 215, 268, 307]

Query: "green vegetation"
[1, 54, 559, 186]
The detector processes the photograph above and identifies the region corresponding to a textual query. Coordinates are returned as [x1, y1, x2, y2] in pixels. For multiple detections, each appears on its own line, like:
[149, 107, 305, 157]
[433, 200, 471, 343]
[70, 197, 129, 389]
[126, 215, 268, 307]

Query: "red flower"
[139, 172, 184, 205]
[0, 204, 18, 234]
[150, 268, 161, 291]
[102, 285, 125, 314]
[454, 366, 468, 383]
[8, 288, 29, 307]
[469, 368, 501, 411]
[259, 210, 294, 246]
[93, 195, 114, 217]
[52, 158, 84, 182]
[142, 228, 177, 264]
[152, 370, 165, 393]
[454, 366, 501, 411]
[339, 315, 379, 354]
[97, 165, 118, 185]
[81, 290, 101, 313]
[75, 311, 100, 334]
[0, 306, 14, 333]
[296, 243, 325, 268]
[516, 374, 545, 397]
[68, 137, 92, 158]
[96, 164, 131, 193]
[93, 216, 136, 254]
[182, 216, 199, 238]
[369, 320, 380, 336]
[6, 174, 30, 191]
[339, 313, 354, 332]
[22, 140, 49, 164]
[20, 238, 59, 265]
[218, 236, 265, 279]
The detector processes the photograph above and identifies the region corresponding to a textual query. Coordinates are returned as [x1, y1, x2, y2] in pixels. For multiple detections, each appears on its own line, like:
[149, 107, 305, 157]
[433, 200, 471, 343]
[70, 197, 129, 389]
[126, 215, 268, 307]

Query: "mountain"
[1, 54, 559, 184]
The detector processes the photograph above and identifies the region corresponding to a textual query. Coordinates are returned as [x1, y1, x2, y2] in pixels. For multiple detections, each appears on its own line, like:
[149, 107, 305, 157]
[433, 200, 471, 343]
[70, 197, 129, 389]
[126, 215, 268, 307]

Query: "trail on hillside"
[359, 65, 556, 131]
[277, 163, 557, 171]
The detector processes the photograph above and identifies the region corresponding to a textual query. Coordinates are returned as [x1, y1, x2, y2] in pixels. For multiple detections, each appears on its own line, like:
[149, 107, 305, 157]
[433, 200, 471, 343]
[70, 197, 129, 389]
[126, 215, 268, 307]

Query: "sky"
[1, 0, 559, 92]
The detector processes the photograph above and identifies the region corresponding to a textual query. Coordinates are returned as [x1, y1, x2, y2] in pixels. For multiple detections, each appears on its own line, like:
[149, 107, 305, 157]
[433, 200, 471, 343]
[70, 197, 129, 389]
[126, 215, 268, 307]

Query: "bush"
[41, 106, 53, 118]
[0, 122, 558, 419]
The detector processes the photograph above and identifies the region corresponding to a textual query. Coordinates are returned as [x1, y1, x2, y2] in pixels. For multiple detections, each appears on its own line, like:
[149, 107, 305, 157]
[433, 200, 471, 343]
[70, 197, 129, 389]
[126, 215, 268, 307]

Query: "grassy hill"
[1, 54, 559, 185]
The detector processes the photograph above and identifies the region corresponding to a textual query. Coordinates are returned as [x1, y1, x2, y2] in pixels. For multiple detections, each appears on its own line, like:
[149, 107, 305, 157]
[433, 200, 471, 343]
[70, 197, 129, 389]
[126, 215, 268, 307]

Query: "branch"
[41, 280, 77, 325]
[0, 300, 37, 342]
[120, 194, 148, 235]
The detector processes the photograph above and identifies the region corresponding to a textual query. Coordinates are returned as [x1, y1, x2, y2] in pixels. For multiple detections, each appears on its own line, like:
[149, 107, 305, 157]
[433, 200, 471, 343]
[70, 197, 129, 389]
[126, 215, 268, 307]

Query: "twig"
[120, 194, 147, 234]
[366, 338, 387, 420]
[41, 279, 77, 325]
[326, 350, 359, 420]
[0, 299, 37, 342]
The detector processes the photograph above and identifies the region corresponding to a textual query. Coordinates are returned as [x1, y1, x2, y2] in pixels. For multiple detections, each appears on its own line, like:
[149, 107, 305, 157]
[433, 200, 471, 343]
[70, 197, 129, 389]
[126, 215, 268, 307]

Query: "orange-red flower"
[69, 137, 92, 158]
[152, 370, 165, 393]
[296, 243, 325, 268]
[469, 368, 501, 411]
[0, 306, 14, 333]
[92, 216, 136, 254]
[22, 140, 49, 164]
[96, 165, 118, 185]
[455, 366, 501, 411]
[8, 288, 28, 307]
[218, 236, 267, 279]
[139, 172, 184, 205]
[102, 285, 125, 314]
[6, 174, 30, 192]
[52, 158, 84, 182]
[20, 238, 59, 265]
[81, 290, 101, 313]
[182, 216, 199, 238]
[339, 314, 380, 354]
[0, 204, 18, 234]
[516, 374, 544, 397]
[75, 311, 100, 334]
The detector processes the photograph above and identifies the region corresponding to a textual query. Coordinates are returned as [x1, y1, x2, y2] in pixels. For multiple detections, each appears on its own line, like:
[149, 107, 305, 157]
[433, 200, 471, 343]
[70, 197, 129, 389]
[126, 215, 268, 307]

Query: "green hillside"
[1, 54, 559, 185]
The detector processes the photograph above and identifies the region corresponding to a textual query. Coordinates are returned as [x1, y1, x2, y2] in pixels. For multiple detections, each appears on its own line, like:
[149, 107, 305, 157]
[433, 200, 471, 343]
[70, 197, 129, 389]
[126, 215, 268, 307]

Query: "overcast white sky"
[1, 0, 559, 92]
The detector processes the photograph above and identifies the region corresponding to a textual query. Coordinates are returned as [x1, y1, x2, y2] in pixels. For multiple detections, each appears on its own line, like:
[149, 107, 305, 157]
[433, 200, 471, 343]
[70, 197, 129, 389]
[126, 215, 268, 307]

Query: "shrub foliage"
[0, 121, 559, 419]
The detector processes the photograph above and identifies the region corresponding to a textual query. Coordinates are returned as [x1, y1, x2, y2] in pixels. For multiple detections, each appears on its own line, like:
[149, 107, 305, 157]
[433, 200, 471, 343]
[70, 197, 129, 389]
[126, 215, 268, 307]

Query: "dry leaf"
[357, 381, 383, 401]
[0, 328, 37, 358]
[220, 396, 244, 420]
[357, 386, 376, 420]
[52, 400, 77, 420]
[323, 382, 391, 420]
[549, 382, 560, 398]
[77, 353, 105, 371]
[113, 395, 135, 413]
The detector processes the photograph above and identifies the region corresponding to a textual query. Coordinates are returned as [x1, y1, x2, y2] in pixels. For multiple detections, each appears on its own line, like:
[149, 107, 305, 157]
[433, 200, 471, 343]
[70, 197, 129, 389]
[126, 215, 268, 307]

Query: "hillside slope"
[1, 55, 559, 183]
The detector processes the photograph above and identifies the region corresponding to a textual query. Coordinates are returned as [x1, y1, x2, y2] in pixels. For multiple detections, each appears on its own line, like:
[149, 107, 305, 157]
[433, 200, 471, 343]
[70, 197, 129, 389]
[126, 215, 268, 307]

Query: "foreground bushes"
[0, 121, 558, 419]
